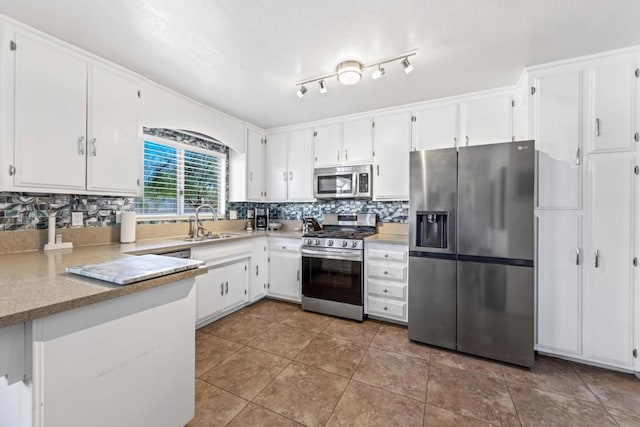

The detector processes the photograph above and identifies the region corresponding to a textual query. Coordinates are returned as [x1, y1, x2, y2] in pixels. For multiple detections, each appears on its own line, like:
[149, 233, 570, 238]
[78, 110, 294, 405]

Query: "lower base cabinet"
[268, 238, 302, 302]
[250, 238, 269, 302]
[365, 242, 409, 322]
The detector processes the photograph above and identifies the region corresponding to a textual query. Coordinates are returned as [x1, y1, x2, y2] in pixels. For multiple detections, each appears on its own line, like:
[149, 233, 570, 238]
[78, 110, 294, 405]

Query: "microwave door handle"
[353, 172, 359, 196]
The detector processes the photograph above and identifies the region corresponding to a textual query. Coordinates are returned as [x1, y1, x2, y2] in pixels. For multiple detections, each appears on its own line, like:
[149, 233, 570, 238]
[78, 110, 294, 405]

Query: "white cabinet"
[342, 117, 374, 164]
[531, 70, 583, 210]
[287, 128, 314, 201]
[536, 212, 582, 355]
[250, 238, 269, 302]
[588, 60, 638, 153]
[460, 93, 513, 146]
[86, 63, 141, 195]
[192, 243, 251, 325]
[412, 103, 459, 150]
[365, 242, 409, 322]
[246, 129, 265, 200]
[265, 131, 288, 201]
[584, 153, 635, 367]
[373, 112, 411, 200]
[313, 123, 342, 167]
[268, 238, 302, 302]
[7, 28, 141, 195]
[313, 119, 373, 167]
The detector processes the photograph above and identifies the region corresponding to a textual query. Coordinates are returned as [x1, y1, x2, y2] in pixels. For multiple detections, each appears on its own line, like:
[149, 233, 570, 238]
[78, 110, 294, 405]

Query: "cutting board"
[66, 254, 204, 285]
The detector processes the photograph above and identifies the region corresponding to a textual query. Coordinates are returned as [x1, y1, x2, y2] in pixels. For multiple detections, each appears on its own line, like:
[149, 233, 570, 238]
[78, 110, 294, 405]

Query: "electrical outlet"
[229, 210, 238, 220]
[71, 211, 84, 227]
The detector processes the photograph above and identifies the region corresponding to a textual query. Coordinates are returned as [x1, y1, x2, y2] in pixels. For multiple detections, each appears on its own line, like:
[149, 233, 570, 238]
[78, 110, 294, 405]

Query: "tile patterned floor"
[190, 299, 640, 427]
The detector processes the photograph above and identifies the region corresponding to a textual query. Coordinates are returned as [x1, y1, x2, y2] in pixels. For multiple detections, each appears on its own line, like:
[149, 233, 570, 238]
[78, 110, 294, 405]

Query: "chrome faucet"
[194, 204, 218, 238]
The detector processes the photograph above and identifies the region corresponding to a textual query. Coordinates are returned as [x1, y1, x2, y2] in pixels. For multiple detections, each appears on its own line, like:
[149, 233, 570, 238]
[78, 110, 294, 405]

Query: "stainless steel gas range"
[301, 213, 376, 321]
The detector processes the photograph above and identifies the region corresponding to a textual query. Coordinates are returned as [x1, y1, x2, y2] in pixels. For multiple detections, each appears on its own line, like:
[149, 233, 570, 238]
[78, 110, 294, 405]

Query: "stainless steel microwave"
[313, 165, 372, 199]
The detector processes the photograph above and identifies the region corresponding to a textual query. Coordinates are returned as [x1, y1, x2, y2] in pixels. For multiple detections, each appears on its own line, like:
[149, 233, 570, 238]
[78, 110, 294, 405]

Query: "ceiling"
[1, 1, 639, 129]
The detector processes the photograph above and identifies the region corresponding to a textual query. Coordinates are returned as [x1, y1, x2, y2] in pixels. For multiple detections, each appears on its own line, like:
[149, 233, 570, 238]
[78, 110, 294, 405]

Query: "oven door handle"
[302, 249, 363, 262]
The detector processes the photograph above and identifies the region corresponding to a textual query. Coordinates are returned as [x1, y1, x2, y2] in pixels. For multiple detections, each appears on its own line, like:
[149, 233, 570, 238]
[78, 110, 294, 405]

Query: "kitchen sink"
[184, 233, 239, 242]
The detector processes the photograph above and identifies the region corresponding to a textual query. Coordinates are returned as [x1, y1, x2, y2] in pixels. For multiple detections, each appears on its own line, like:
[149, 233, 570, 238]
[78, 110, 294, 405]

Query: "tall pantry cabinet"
[532, 51, 640, 371]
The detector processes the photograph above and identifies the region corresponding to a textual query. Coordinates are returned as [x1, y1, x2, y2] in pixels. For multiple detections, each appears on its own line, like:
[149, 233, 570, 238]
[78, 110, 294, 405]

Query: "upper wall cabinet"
[373, 112, 411, 200]
[2, 26, 142, 196]
[264, 131, 288, 202]
[246, 129, 265, 201]
[588, 60, 639, 154]
[460, 93, 513, 146]
[530, 70, 583, 210]
[412, 103, 458, 150]
[313, 119, 373, 167]
[287, 128, 314, 201]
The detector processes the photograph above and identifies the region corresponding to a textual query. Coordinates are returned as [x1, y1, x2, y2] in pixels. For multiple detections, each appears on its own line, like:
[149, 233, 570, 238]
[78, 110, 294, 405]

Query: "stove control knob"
[306, 239, 312, 245]
[342, 241, 348, 247]
[351, 241, 359, 248]
[328, 240, 334, 246]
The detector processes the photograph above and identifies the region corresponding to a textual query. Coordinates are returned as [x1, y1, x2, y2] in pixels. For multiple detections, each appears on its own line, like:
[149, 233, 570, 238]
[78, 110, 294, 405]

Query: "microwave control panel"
[358, 173, 369, 193]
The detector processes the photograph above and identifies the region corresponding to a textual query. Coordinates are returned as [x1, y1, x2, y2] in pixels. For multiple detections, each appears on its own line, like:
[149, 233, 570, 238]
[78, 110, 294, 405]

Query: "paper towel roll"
[120, 211, 136, 243]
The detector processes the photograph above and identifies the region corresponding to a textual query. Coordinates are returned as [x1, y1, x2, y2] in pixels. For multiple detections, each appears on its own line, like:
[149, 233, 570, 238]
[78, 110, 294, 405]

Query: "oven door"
[302, 248, 363, 305]
[314, 172, 357, 199]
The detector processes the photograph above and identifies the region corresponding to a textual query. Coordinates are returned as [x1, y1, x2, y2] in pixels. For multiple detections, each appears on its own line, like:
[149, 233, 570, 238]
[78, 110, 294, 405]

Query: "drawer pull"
[383, 289, 388, 293]
[384, 271, 389, 275]
[384, 254, 389, 258]
[383, 306, 388, 311]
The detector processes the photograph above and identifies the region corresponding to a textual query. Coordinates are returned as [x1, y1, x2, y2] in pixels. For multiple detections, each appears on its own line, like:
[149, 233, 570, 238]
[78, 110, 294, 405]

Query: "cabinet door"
[265, 132, 288, 201]
[536, 213, 582, 355]
[373, 112, 411, 200]
[313, 123, 342, 167]
[246, 129, 264, 200]
[269, 247, 301, 301]
[13, 31, 87, 191]
[86, 64, 141, 195]
[287, 128, 314, 200]
[533, 71, 583, 209]
[342, 117, 373, 164]
[460, 93, 512, 146]
[250, 239, 268, 302]
[196, 264, 224, 323]
[223, 260, 249, 310]
[584, 153, 635, 367]
[412, 103, 459, 150]
[589, 61, 637, 153]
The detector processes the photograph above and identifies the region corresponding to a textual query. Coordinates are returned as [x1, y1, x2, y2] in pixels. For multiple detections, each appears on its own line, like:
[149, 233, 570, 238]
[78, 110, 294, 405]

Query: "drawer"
[367, 297, 406, 320]
[367, 263, 407, 283]
[368, 248, 407, 263]
[368, 279, 406, 300]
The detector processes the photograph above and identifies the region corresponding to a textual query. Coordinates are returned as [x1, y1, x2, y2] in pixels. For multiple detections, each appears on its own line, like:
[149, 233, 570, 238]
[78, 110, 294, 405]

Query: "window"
[135, 138, 226, 216]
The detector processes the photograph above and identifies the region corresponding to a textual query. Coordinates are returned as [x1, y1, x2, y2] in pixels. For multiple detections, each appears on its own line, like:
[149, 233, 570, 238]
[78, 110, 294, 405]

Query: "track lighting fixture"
[296, 84, 307, 98]
[371, 64, 385, 80]
[295, 49, 416, 98]
[401, 57, 414, 74]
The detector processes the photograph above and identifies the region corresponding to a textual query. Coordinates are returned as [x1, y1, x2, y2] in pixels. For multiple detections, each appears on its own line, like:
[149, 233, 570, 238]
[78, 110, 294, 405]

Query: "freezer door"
[458, 141, 535, 260]
[457, 260, 534, 367]
[409, 149, 457, 254]
[408, 255, 456, 350]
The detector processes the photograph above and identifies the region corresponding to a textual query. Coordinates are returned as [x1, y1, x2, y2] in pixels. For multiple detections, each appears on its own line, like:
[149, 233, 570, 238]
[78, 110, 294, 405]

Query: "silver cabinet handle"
[249, 171, 253, 182]
[220, 283, 224, 296]
[384, 271, 389, 275]
[594, 250, 600, 268]
[576, 248, 580, 266]
[575, 148, 580, 165]
[337, 150, 340, 162]
[297, 269, 300, 281]
[383, 289, 388, 293]
[283, 171, 287, 181]
[595, 118, 600, 137]
[256, 265, 259, 276]
[384, 254, 389, 258]
[465, 136, 469, 146]
[383, 306, 388, 311]
[289, 171, 293, 181]
[376, 165, 380, 176]
[91, 138, 97, 156]
[78, 136, 85, 155]
[453, 137, 457, 148]
[345, 149, 348, 162]
[225, 281, 229, 294]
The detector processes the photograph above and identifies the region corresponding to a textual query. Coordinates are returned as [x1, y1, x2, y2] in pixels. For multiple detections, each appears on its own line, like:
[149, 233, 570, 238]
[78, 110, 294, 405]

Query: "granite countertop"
[365, 234, 409, 245]
[0, 230, 303, 329]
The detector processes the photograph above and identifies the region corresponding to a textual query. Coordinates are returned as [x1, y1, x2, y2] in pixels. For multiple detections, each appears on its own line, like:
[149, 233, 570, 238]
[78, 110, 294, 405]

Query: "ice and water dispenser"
[415, 211, 448, 248]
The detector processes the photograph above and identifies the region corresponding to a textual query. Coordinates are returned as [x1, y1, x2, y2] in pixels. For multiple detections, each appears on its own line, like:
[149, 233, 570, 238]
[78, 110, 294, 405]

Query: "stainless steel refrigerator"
[408, 141, 535, 367]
